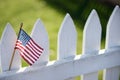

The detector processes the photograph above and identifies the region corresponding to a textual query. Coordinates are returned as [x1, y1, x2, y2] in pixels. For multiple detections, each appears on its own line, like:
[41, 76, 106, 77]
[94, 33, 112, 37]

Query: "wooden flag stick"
[9, 23, 23, 71]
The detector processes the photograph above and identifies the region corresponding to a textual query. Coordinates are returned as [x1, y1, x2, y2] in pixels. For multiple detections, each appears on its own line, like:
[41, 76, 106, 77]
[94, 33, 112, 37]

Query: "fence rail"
[0, 5, 120, 80]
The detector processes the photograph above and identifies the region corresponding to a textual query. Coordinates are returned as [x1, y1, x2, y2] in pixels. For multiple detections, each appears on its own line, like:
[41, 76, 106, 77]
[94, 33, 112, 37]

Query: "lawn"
[0, 0, 114, 80]
[0, 0, 84, 61]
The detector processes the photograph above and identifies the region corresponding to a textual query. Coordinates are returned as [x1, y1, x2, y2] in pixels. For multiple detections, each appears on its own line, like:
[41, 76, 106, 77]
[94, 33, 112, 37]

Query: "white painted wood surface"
[0, 5, 120, 80]
[0, 23, 21, 72]
[31, 19, 49, 65]
[0, 48, 120, 80]
[58, 13, 77, 60]
[58, 13, 77, 80]
[103, 5, 120, 80]
[82, 9, 101, 80]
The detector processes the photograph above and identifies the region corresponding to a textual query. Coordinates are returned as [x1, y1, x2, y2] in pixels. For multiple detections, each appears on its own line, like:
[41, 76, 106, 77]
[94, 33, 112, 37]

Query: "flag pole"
[9, 23, 23, 71]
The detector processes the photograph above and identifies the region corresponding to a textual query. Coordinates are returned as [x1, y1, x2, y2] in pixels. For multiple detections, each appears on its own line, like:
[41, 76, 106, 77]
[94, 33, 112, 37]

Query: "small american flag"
[15, 28, 44, 65]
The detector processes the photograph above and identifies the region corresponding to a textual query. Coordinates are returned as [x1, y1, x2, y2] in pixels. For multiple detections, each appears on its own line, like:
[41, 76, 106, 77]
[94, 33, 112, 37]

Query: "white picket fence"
[0, 5, 120, 80]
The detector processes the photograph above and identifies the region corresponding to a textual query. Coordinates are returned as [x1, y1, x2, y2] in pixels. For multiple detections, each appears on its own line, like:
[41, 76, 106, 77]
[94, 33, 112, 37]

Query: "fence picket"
[58, 13, 77, 80]
[82, 9, 102, 80]
[103, 5, 120, 80]
[31, 19, 49, 65]
[0, 23, 21, 72]
[58, 13, 77, 60]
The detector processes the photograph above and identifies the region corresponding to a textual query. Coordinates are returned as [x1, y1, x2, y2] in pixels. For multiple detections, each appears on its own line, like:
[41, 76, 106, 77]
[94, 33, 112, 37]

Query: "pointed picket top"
[31, 19, 49, 65]
[0, 23, 21, 72]
[104, 5, 120, 80]
[106, 5, 120, 48]
[82, 9, 101, 80]
[58, 13, 77, 60]
[82, 9, 102, 54]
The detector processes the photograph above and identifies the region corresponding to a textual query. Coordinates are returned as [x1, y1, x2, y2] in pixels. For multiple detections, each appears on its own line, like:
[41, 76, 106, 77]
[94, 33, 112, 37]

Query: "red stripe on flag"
[16, 46, 35, 64]
[27, 42, 41, 56]
[16, 40, 38, 61]
[15, 43, 35, 63]
[24, 47, 38, 61]
[30, 39, 43, 52]
[31, 39, 44, 50]
[26, 44, 40, 58]
[26, 45, 39, 60]
[20, 52, 33, 65]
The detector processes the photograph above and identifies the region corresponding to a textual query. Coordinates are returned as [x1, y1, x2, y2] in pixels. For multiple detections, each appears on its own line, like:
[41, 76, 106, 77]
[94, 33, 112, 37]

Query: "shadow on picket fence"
[0, 5, 120, 80]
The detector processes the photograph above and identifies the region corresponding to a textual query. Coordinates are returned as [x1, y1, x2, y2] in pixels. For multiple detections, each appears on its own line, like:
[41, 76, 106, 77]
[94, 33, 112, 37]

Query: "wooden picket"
[0, 23, 21, 72]
[31, 19, 49, 65]
[58, 13, 77, 60]
[58, 13, 77, 80]
[82, 9, 101, 80]
[0, 5, 120, 80]
[103, 5, 120, 80]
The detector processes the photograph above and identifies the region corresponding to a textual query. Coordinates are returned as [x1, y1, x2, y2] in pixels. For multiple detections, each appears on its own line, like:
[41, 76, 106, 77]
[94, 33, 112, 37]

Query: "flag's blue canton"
[18, 29, 31, 46]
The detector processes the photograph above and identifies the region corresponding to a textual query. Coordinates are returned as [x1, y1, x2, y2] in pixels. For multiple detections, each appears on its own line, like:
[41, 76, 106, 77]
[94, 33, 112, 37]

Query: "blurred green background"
[0, 0, 119, 79]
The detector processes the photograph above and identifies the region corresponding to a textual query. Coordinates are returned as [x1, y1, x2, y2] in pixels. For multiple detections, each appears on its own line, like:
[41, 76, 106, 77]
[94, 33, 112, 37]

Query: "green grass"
[0, 0, 83, 62]
[0, 0, 113, 79]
